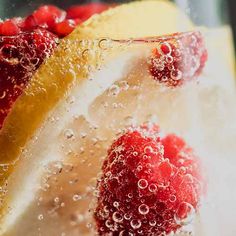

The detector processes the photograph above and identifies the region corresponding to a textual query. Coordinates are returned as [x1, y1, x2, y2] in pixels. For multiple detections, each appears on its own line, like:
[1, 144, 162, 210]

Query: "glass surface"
[0, 1, 235, 236]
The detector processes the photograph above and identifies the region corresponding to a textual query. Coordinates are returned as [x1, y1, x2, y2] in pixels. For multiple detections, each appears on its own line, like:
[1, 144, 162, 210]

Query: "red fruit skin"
[94, 126, 204, 235]
[0, 29, 58, 128]
[23, 15, 38, 31]
[30, 5, 66, 30]
[53, 19, 78, 38]
[66, 3, 111, 21]
[149, 31, 208, 87]
[0, 20, 21, 36]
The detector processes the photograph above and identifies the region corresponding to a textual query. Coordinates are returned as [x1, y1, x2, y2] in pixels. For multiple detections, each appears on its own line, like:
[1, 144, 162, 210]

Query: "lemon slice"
[0, 1, 194, 235]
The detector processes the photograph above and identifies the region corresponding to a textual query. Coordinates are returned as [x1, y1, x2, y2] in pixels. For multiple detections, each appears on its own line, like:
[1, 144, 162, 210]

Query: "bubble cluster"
[149, 31, 207, 87]
[94, 126, 204, 235]
[0, 28, 58, 128]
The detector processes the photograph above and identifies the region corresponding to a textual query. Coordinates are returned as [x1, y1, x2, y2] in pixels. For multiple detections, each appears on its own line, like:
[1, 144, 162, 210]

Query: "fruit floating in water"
[1, 0, 236, 235]
[95, 125, 205, 235]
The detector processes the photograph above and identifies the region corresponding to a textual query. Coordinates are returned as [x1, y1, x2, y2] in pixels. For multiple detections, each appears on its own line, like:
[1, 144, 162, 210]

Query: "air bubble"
[179, 167, 187, 175]
[108, 85, 120, 96]
[105, 219, 113, 228]
[80, 132, 87, 138]
[86, 223, 92, 229]
[170, 69, 182, 81]
[124, 213, 132, 220]
[144, 146, 154, 154]
[174, 202, 195, 225]
[82, 49, 89, 59]
[73, 194, 82, 201]
[161, 76, 168, 82]
[119, 230, 125, 236]
[169, 195, 176, 202]
[166, 55, 174, 63]
[149, 220, 156, 226]
[137, 165, 142, 171]
[64, 129, 74, 139]
[128, 193, 133, 198]
[138, 204, 149, 215]
[119, 230, 134, 236]
[130, 219, 141, 229]
[38, 214, 44, 221]
[133, 151, 138, 156]
[54, 197, 60, 203]
[148, 183, 157, 192]
[112, 212, 123, 223]
[137, 229, 143, 234]
[138, 179, 148, 189]
[104, 206, 109, 213]
[113, 201, 119, 208]
[0, 91, 6, 99]
[98, 38, 111, 50]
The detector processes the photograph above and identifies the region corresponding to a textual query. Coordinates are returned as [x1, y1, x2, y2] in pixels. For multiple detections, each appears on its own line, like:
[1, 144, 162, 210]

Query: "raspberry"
[0, 19, 21, 36]
[23, 15, 38, 31]
[31, 5, 66, 30]
[53, 19, 79, 38]
[0, 29, 58, 128]
[66, 3, 111, 22]
[94, 125, 204, 235]
[149, 31, 208, 87]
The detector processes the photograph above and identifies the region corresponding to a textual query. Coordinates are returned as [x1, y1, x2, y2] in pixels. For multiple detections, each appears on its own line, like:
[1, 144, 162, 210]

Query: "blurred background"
[0, 0, 235, 46]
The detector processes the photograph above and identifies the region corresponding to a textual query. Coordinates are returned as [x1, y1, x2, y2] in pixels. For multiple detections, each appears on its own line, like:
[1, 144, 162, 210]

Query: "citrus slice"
[0, 1, 197, 235]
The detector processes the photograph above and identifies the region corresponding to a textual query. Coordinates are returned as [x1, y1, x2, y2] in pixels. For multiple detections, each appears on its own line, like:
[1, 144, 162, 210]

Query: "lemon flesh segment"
[71, 0, 193, 40]
[0, 0, 194, 234]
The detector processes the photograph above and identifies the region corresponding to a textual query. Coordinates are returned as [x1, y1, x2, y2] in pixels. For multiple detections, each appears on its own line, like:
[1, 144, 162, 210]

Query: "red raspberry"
[66, 3, 111, 22]
[28, 5, 66, 30]
[149, 31, 208, 87]
[0, 29, 58, 128]
[94, 125, 204, 235]
[53, 19, 80, 38]
[0, 19, 21, 36]
[23, 15, 38, 31]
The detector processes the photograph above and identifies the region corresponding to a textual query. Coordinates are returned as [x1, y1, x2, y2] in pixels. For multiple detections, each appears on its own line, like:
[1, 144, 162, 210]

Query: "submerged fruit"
[0, 29, 58, 128]
[66, 3, 111, 22]
[94, 125, 204, 235]
[29, 5, 66, 31]
[149, 31, 208, 87]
